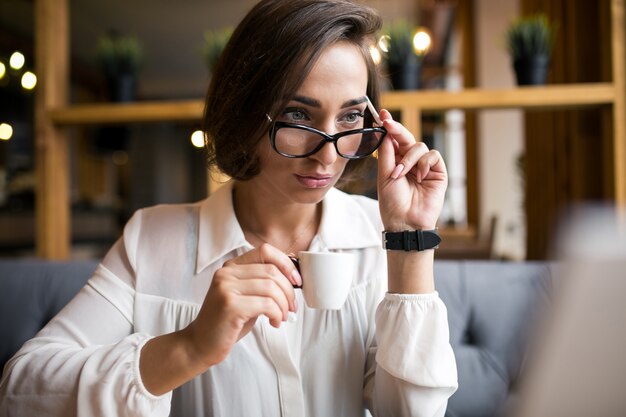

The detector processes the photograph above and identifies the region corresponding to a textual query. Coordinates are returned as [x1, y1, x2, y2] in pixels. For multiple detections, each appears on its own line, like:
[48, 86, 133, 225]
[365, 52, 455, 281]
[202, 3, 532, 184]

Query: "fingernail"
[292, 269, 303, 287]
[391, 164, 404, 179]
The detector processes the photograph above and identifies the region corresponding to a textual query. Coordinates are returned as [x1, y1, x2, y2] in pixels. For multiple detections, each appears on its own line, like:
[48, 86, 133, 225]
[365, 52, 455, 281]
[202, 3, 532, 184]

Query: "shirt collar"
[196, 181, 382, 274]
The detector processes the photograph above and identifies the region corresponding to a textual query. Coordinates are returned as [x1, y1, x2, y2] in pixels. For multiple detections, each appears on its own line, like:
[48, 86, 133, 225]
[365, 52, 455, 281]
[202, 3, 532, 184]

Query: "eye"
[282, 108, 310, 123]
[341, 111, 364, 124]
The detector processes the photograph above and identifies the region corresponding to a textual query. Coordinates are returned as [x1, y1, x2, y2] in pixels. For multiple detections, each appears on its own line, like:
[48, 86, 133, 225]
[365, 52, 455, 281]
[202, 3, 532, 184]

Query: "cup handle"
[289, 256, 302, 289]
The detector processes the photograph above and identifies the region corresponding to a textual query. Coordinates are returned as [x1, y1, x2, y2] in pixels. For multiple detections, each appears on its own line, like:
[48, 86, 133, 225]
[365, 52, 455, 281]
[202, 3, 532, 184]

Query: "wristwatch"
[382, 229, 441, 251]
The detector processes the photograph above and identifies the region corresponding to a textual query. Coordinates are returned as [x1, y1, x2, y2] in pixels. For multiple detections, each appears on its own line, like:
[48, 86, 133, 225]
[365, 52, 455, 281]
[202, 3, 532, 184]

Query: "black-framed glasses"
[267, 96, 387, 159]
[269, 123, 386, 159]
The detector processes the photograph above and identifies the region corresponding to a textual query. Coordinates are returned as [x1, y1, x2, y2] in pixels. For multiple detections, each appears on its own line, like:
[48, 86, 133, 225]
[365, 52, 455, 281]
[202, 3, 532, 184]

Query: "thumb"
[377, 135, 397, 181]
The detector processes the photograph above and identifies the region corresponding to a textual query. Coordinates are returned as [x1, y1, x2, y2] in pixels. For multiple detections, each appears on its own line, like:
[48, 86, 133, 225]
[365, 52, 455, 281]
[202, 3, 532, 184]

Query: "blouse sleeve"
[0, 211, 172, 417]
[366, 292, 458, 417]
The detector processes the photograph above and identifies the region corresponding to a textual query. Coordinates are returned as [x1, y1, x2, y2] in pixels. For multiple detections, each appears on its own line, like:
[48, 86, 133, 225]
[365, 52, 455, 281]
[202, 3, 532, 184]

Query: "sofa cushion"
[0, 259, 97, 369]
[435, 260, 553, 417]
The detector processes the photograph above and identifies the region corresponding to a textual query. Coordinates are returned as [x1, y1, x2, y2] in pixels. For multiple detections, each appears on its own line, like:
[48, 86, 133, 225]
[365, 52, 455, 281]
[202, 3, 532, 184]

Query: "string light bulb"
[0, 123, 13, 141]
[412, 28, 432, 56]
[9, 52, 25, 70]
[21, 71, 37, 90]
[190, 130, 205, 148]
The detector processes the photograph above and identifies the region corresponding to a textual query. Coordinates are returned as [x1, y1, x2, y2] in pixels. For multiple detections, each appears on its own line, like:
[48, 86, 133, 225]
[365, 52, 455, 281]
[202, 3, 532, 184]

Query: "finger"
[238, 295, 285, 328]
[226, 243, 302, 288]
[390, 142, 430, 179]
[379, 108, 394, 122]
[414, 150, 448, 183]
[377, 110, 401, 180]
[230, 264, 295, 314]
[377, 134, 398, 180]
[233, 277, 291, 321]
[379, 109, 417, 150]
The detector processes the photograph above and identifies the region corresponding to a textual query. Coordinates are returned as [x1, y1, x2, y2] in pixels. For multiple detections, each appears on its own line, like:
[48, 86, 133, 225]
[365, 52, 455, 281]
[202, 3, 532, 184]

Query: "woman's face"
[253, 41, 370, 205]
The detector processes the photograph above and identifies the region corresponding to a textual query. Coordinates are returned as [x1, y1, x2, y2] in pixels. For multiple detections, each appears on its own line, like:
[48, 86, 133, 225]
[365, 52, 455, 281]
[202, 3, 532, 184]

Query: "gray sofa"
[0, 259, 553, 417]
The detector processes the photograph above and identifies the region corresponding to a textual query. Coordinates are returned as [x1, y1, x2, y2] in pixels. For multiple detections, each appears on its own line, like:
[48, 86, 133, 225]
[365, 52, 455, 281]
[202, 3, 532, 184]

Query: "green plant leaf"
[202, 27, 233, 73]
[506, 14, 557, 61]
[95, 33, 143, 77]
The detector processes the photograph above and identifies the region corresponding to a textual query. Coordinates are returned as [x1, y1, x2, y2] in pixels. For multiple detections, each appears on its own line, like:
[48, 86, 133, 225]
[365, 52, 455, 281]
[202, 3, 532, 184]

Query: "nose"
[309, 119, 340, 165]
[310, 139, 339, 165]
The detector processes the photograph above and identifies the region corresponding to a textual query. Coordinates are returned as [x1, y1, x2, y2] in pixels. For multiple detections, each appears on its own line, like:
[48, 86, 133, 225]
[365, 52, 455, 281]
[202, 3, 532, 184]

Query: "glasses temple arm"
[365, 96, 383, 126]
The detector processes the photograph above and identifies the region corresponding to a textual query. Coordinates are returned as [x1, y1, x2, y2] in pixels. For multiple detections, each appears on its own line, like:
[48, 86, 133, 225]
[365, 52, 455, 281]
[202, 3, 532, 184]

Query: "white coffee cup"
[298, 251, 356, 309]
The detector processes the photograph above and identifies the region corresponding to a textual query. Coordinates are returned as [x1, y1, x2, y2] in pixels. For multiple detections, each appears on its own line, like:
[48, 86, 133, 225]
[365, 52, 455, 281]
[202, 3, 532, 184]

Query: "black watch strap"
[382, 229, 441, 251]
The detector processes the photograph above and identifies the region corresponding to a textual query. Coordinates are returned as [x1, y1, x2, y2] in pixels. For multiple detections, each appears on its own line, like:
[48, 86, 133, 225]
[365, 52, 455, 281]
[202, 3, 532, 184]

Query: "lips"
[294, 173, 334, 188]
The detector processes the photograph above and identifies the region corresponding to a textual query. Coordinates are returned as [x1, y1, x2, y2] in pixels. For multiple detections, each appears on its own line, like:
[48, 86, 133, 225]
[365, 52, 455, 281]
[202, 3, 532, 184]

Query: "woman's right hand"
[181, 243, 301, 368]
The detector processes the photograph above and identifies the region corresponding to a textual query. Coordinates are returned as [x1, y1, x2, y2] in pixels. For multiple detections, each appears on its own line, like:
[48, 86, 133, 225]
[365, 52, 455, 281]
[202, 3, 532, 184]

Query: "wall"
[361, 0, 418, 23]
[128, 124, 207, 216]
[474, 0, 526, 259]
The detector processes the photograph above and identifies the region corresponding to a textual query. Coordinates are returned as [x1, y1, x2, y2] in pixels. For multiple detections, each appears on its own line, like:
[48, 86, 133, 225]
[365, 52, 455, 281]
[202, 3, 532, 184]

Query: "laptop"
[511, 205, 626, 417]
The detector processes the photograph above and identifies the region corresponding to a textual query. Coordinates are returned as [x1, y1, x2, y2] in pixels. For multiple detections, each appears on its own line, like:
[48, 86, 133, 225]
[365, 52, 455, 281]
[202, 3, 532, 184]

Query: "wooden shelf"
[380, 83, 616, 111]
[49, 83, 616, 126]
[51, 99, 204, 125]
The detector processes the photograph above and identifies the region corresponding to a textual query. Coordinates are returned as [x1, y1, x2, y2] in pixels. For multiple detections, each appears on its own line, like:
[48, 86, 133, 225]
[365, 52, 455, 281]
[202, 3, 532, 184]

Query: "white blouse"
[0, 182, 457, 417]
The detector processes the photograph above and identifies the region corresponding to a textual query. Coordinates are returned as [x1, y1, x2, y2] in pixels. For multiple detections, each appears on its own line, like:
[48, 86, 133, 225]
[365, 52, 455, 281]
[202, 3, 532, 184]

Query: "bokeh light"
[21, 71, 37, 90]
[0, 123, 13, 141]
[413, 29, 432, 55]
[9, 52, 25, 70]
[190, 130, 205, 148]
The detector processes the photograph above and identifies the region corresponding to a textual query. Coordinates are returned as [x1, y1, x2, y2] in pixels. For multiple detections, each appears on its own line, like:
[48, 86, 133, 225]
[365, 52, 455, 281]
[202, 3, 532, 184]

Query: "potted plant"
[95, 32, 143, 102]
[381, 21, 430, 90]
[506, 14, 557, 86]
[202, 27, 233, 75]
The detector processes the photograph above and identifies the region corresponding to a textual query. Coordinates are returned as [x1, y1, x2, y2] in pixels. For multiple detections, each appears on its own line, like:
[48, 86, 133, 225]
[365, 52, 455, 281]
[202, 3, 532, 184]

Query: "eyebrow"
[291, 95, 368, 109]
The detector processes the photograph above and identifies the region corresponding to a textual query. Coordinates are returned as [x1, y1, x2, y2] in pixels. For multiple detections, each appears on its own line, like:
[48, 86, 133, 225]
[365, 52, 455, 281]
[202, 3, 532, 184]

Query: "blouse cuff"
[130, 334, 174, 405]
[383, 291, 440, 302]
[375, 292, 458, 388]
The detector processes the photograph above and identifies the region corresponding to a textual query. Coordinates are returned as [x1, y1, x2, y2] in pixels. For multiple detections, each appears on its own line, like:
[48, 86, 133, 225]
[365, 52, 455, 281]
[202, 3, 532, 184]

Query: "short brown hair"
[203, 0, 382, 182]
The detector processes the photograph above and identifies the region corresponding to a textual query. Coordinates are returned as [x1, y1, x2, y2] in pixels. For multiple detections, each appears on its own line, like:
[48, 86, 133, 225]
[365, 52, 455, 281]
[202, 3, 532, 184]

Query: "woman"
[0, 0, 457, 416]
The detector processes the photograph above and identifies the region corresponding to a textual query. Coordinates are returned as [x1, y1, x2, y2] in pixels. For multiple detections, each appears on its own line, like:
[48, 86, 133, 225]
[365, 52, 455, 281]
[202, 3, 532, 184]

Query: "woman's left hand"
[376, 109, 448, 231]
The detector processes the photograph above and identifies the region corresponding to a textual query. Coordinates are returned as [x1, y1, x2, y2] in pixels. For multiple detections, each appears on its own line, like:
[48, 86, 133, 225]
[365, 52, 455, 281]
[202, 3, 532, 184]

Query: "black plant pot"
[96, 73, 136, 154]
[106, 73, 137, 102]
[513, 55, 550, 86]
[388, 55, 422, 90]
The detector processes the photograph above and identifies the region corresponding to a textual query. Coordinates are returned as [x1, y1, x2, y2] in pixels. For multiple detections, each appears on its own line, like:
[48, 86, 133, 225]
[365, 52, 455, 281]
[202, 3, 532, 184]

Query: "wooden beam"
[51, 100, 204, 125]
[458, 0, 479, 229]
[400, 106, 421, 140]
[612, 0, 626, 204]
[35, 0, 70, 259]
[381, 83, 615, 110]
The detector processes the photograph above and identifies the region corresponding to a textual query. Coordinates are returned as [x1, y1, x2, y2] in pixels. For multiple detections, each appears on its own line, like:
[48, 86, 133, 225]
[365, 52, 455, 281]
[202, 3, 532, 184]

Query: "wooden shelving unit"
[34, 0, 625, 259]
[48, 83, 616, 126]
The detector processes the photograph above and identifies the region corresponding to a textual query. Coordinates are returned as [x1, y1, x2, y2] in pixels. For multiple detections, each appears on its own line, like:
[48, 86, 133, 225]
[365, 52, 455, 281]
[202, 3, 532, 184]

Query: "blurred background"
[0, 0, 623, 261]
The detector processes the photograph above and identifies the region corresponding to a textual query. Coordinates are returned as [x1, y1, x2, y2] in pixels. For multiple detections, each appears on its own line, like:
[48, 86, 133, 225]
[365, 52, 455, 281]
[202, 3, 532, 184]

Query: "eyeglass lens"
[274, 127, 384, 158]
[272, 103, 384, 158]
